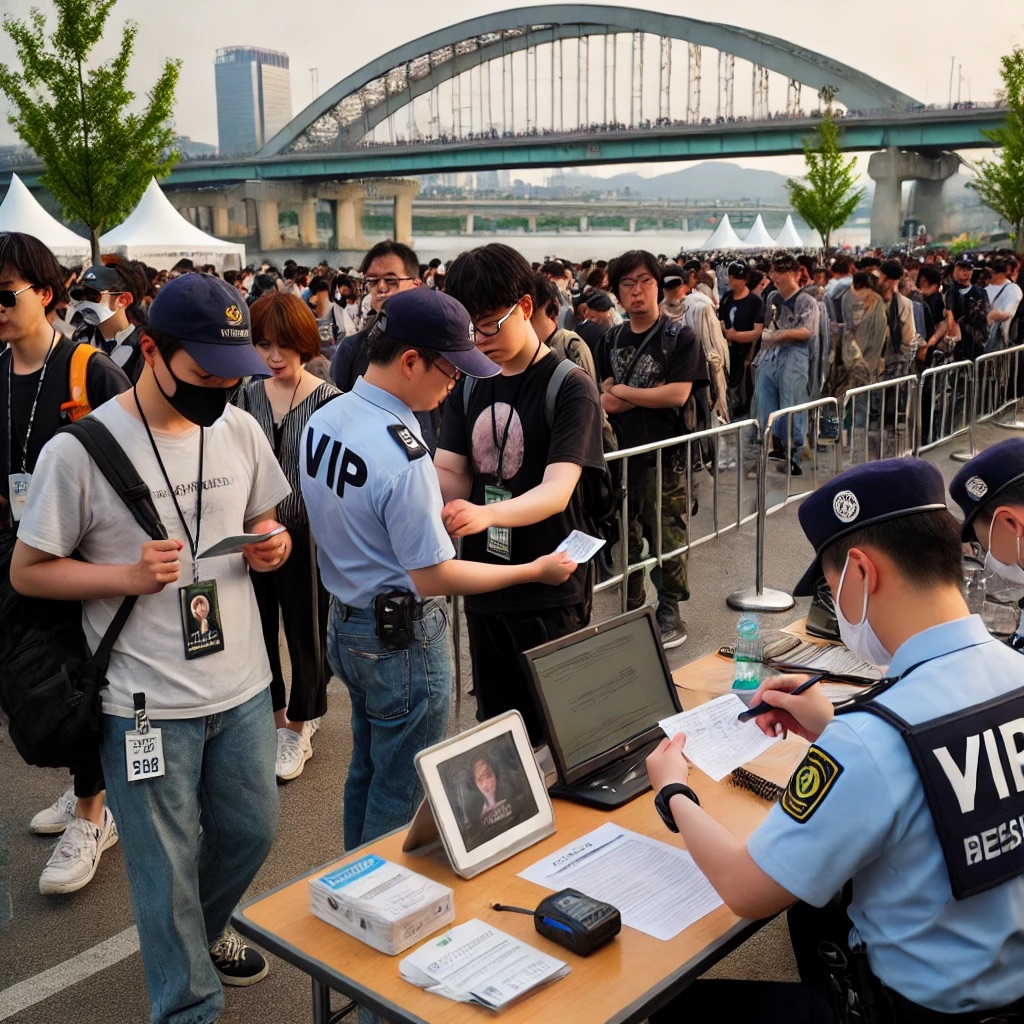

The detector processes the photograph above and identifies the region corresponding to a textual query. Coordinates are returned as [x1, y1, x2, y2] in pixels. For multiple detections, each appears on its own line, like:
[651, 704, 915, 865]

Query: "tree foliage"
[785, 110, 864, 251]
[0, 0, 181, 262]
[969, 48, 1024, 254]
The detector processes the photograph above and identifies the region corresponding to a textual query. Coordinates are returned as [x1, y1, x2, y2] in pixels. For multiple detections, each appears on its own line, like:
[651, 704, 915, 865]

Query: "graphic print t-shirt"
[438, 351, 604, 614]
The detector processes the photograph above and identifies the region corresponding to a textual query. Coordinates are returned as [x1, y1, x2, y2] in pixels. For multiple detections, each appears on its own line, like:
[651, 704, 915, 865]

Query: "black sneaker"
[767, 448, 786, 462]
[656, 600, 688, 649]
[209, 931, 269, 987]
[789, 461, 803, 477]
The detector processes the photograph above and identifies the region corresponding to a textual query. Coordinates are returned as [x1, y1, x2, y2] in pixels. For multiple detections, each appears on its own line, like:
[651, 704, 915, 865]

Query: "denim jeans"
[754, 345, 810, 462]
[100, 688, 278, 1024]
[326, 598, 452, 850]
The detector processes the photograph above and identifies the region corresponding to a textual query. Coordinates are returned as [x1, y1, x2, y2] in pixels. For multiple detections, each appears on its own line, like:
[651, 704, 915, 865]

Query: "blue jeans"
[100, 689, 278, 1024]
[754, 345, 810, 463]
[327, 598, 452, 850]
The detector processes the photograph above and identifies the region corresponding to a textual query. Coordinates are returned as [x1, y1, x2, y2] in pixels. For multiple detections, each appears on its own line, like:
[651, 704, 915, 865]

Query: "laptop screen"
[524, 608, 681, 784]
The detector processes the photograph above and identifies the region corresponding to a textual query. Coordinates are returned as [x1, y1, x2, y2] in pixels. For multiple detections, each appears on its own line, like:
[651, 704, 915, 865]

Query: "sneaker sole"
[661, 633, 688, 650]
[276, 747, 312, 783]
[215, 961, 269, 987]
[38, 827, 119, 895]
[30, 819, 73, 836]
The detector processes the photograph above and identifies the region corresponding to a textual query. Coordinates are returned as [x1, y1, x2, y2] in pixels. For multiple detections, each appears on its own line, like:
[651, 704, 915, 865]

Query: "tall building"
[214, 47, 292, 156]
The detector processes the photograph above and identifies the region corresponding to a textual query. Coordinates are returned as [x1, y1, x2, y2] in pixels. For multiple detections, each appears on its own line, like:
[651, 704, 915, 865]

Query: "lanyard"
[133, 387, 205, 582]
[490, 337, 542, 486]
[6, 330, 57, 475]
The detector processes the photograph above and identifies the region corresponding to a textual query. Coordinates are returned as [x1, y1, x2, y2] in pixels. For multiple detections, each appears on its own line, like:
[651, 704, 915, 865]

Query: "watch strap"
[655, 783, 700, 833]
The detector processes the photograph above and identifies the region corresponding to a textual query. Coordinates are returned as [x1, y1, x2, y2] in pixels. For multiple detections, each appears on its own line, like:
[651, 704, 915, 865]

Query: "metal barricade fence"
[728, 397, 841, 612]
[975, 343, 1024, 431]
[916, 359, 974, 455]
[840, 374, 918, 466]
[596, 418, 759, 613]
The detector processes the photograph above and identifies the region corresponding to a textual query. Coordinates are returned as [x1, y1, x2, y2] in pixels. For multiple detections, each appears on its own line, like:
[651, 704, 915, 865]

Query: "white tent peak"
[740, 215, 776, 250]
[0, 173, 90, 257]
[699, 214, 744, 251]
[774, 215, 804, 248]
[100, 178, 229, 248]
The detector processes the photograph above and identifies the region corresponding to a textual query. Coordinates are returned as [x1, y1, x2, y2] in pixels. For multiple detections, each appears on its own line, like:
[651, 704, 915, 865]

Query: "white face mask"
[835, 554, 891, 671]
[72, 299, 116, 327]
[984, 520, 1024, 586]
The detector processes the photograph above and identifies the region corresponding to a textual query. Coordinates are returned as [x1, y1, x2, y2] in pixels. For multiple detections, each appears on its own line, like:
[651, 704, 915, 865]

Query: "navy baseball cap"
[661, 265, 686, 287]
[76, 264, 125, 292]
[949, 439, 1024, 541]
[147, 274, 268, 379]
[793, 459, 948, 596]
[584, 291, 613, 312]
[376, 288, 500, 378]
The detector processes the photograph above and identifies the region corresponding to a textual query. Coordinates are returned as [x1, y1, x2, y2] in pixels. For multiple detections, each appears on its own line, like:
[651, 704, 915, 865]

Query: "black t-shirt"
[592, 317, 709, 450]
[438, 350, 605, 614]
[718, 291, 765, 334]
[921, 292, 945, 341]
[1, 338, 130, 502]
[574, 317, 606, 349]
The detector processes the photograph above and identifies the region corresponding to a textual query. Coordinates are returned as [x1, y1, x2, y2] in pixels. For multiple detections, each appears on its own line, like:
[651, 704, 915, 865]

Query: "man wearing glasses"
[302, 288, 577, 848]
[0, 231, 129, 896]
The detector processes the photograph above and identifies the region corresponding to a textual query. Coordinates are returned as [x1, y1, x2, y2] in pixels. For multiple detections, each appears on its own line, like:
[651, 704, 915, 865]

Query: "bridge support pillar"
[331, 186, 365, 250]
[256, 199, 281, 251]
[527, 215, 537, 233]
[393, 187, 415, 246]
[868, 148, 959, 248]
[579, 215, 588, 232]
[464, 213, 474, 235]
[212, 206, 230, 239]
[298, 198, 318, 248]
[628, 218, 638, 233]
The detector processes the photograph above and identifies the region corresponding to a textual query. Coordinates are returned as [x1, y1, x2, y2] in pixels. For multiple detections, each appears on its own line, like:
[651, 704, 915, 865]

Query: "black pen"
[736, 674, 826, 723]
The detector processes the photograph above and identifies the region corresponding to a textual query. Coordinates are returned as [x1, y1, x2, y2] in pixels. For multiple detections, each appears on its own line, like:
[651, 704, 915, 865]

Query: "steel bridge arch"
[260, 5, 920, 157]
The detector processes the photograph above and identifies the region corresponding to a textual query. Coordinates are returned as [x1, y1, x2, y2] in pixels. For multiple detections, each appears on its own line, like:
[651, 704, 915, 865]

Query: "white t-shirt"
[986, 281, 1023, 340]
[17, 399, 292, 719]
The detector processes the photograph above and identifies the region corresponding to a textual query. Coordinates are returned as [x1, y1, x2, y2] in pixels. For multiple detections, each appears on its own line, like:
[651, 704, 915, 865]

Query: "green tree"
[0, 0, 181, 263]
[968, 48, 1024, 254]
[785, 110, 864, 251]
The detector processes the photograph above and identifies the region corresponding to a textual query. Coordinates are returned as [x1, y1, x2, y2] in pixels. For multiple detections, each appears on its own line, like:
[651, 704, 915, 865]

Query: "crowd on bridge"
[2, 225, 1024, 1024]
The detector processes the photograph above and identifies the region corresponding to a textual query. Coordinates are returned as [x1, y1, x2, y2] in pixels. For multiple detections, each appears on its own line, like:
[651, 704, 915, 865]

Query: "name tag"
[125, 728, 165, 782]
[484, 485, 512, 560]
[8, 473, 31, 521]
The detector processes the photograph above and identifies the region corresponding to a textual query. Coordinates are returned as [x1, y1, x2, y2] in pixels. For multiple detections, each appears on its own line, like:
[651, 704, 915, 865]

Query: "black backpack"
[0, 417, 166, 768]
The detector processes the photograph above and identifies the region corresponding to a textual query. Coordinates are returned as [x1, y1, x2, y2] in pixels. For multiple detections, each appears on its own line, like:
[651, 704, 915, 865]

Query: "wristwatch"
[654, 783, 700, 833]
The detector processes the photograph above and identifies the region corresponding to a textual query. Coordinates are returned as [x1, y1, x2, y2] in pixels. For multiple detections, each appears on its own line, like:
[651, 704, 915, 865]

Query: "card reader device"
[492, 888, 621, 956]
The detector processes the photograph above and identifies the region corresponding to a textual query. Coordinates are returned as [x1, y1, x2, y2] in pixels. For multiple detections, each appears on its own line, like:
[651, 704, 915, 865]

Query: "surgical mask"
[154, 360, 230, 427]
[984, 528, 1024, 587]
[72, 299, 117, 327]
[834, 554, 891, 670]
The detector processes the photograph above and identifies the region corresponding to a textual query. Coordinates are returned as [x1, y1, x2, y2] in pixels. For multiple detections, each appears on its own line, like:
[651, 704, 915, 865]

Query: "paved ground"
[0, 422, 1007, 1024]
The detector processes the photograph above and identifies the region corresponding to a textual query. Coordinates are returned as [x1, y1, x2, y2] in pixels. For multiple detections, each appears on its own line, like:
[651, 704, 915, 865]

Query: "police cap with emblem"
[793, 459, 948, 596]
[375, 288, 500, 378]
[949, 438, 1024, 541]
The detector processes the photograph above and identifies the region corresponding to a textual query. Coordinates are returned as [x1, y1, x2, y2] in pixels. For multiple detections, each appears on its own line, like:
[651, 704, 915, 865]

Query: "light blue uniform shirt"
[748, 615, 1024, 1013]
[299, 377, 454, 608]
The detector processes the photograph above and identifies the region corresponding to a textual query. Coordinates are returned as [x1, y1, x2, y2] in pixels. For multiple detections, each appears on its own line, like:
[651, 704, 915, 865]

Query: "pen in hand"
[736, 674, 826, 723]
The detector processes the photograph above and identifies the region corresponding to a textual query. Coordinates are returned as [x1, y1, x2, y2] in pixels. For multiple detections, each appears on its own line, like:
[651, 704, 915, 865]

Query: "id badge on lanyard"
[7, 472, 30, 521]
[125, 693, 165, 782]
[485, 484, 512, 560]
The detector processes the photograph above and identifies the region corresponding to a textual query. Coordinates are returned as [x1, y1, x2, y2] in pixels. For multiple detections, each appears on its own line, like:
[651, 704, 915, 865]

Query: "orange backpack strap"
[60, 343, 98, 422]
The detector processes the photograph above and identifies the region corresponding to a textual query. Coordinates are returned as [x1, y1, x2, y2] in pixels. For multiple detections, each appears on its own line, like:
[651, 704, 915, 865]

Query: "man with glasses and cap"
[302, 287, 577, 851]
[645, 458, 1024, 1024]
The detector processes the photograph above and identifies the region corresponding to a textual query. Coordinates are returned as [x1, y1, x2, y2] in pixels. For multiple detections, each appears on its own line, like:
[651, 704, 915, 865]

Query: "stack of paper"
[400, 919, 570, 1009]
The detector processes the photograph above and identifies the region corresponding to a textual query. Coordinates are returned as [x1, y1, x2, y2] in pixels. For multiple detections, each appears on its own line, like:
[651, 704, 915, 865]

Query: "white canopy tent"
[698, 214, 744, 251]
[100, 178, 245, 271]
[739, 215, 776, 250]
[774, 215, 805, 249]
[0, 173, 90, 262]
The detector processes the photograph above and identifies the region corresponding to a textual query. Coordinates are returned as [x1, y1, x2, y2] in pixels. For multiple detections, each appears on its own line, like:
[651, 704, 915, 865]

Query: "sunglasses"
[69, 284, 120, 303]
[0, 284, 32, 308]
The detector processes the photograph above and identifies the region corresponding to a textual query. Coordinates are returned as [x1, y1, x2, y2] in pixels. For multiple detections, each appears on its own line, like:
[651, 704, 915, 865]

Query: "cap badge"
[225, 304, 243, 326]
[965, 476, 988, 500]
[833, 490, 860, 524]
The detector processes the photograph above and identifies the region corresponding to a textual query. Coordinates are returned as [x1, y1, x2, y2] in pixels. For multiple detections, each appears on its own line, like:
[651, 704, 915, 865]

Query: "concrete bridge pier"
[579, 215, 589, 232]
[464, 213, 475, 235]
[298, 198, 318, 248]
[392, 180, 419, 247]
[628, 218, 638, 233]
[868, 148, 960, 248]
[527, 215, 537, 233]
[324, 184, 365, 250]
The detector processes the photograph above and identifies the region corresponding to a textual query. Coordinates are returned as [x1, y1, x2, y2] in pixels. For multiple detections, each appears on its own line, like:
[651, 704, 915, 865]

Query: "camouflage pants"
[625, 452, 690, 608]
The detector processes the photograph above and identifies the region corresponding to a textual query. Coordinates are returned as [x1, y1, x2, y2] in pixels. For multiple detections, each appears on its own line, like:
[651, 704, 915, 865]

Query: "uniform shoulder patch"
[387, 423, 426, 460]
[780, 745, 844, 824]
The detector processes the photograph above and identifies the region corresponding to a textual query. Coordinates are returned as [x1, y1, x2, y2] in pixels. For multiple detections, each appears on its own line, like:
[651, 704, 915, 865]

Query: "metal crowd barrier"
[839, 374, 918, 465]
[916, 359, 974, 455]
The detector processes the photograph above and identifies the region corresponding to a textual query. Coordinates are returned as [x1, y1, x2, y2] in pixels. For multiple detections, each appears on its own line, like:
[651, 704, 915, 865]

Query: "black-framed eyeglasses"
[474, 303, 519, 338]
[619, 274, 657, 292]
[69, 284, 121, 303]
[0, 284, 32, 308]
[430, 358, 461, 392]
[365, 275, 414, 290]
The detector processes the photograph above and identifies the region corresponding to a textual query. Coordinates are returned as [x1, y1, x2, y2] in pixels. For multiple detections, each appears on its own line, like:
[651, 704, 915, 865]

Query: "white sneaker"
[39, 808, 118, 895]
[275, 726, 312, 782]
[30, 785, 77, 835]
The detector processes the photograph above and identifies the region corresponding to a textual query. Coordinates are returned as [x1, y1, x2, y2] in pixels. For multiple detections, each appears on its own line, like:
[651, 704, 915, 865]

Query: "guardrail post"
[951, 361, 979, 463]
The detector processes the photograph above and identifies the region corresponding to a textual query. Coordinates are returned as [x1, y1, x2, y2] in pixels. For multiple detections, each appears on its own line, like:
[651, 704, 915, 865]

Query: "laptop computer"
[523, 607, 682, 809]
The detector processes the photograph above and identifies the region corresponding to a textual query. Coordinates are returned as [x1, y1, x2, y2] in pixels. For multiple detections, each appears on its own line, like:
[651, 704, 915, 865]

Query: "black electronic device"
[492, 888, 621, 956]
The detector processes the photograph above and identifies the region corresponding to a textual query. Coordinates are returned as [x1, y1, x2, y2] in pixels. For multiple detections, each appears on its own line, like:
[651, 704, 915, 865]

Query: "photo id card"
[484, 485, 512, 561]
[8, 473, 31, 522]
[179, 579, 226, 660]
[125, 728, 165, 782]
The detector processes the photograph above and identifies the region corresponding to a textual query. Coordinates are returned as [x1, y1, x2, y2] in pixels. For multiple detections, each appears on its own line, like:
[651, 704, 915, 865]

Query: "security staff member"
[950, 437, 1024, 651]
[645, 459, 1024, 1023]
[301, 289, 577, 850]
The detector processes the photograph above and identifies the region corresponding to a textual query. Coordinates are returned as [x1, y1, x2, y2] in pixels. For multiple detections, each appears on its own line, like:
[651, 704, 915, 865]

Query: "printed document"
[399, 919, 569, 1009]
[659, 693, 780, 782]
[554, 530, 606, 562]
[518, 822, 722, 941]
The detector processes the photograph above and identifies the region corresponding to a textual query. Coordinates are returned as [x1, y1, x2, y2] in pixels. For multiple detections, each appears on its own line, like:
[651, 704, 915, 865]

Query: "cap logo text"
[833, 490, 860, 524]
[965, 476, 989, 501]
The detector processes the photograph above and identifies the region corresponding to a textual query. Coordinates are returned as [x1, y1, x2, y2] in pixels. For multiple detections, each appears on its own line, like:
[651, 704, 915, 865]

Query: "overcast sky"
[0, 0, 1019, 180]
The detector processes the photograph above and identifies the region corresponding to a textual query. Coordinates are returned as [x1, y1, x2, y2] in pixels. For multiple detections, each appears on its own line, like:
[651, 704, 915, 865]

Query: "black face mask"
[154, 361, 230, 427]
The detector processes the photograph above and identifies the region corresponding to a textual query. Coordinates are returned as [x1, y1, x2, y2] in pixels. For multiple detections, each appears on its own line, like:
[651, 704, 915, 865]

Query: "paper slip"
[400, 918, 569, 1010]
[518, 822, 722, 941]
[659, 693, 780, 783]
[197, 525, 287, 559]
[555, 530, 606, 562]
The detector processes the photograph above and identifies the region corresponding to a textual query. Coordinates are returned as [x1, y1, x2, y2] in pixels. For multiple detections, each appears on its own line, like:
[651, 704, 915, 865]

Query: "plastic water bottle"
[732, 616, 763, 701]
